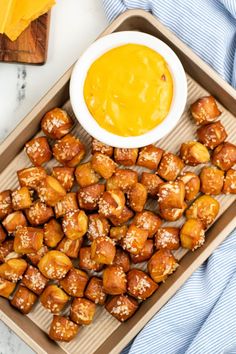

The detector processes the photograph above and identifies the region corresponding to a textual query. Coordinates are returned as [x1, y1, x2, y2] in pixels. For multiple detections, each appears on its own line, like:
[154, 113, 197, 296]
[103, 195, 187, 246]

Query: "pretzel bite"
[103, 265, 127, 295]
[127, 183, 147, 212]
[180, 219, 205, 250]
[2, 211, 27, 233]
[137, 145, 163, 170]
[197, 121, 227, 149]
[0, 258, 27, 283]
[91, 236, 116, 265]
[110, 225, 127, 241]
[121, 225, 148, 255]
[25, 201, 53, 226]
[127, 269, 158, 300]
[41, 108, 74, 139]
[133, 210, 162, 238]
[158, 181, 185, 209]
[78, 184, 105, 211]
[17, 167, 47, 190]
[0, 225, 6, 244]
[211, 142, 236, 171]
[37, 175, 66, 207]
[85, 276, 107, 305]
[148, 249, 178, 283]
[75, 162, 99, 187]
[11, 284, 37, 314]
[130, 239, 154, 264]
[60, 268, 88, 297]
[0, 240, 13, 263]
[22, 265, 48, 295]
[0, 277, 16, 298]
[92, 138, 113, 157]
[140, 172, 163, 198]
[14, 227, 43, 254]
[44, 219, 64, 248]
[177, 172, 200, 201]
[38, 250, 72, 280]
[54, 192, 78, 219]
[79, 247, 103, 272]
[200, 167, 224, 195]
[40, 284, 69, 313]
[70, 297, 96, 325]
[106, 168, 138, 192]
[25, 137, 52, 166]
[57, 237, 82, 259]
[155, 227, 180, 250]
[49, 315, 79, 342]
[190, 95, 221, 125]
[12, 187, 32, 211]
[185, 195, 219, 228]
[62, 210, 88, 240]
[113, 248, 130, 273]
[180, 141, 210, 166]
[114, 148, 138, 166]
[109, 206, 134, 226]
[223, 169, 236, 194]
[105, 294, 138, 322]
[157, 152, 184, 181]
[26, 245, 48, 266]
[91, 153, 117, 179]
[0, 190, 13, 220]
[87, 213, 110, 241]
[159, 202, 187, 222]
[53, 134, 86, 167]
[98, 190, 125, 218]
[52, 167, 75, 192]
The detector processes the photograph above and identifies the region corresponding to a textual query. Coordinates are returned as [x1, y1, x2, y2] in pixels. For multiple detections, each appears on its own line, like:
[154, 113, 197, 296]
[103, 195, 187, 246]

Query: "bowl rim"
[70, 31, 187, 148]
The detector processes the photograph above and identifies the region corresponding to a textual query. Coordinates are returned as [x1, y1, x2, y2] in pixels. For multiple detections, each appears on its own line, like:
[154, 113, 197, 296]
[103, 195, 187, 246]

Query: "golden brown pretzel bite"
[155, 227, 180, 250]
[177, 172, 200, 202]
[54, 192, 78, 218]
[62, 210, 88, 240]
[159, 203, 187, 222]
[197, 121, 227, 149]
[52, 166, 75, 192]
[157, 152, 184, 181]
[75, 162, 100, 187]
[121, 225, 148, 255]
[180, 219, 205, 250]
[105, 294, 138, 322]
[41, 108, 74, 139]
[44, 219, 64, 248]
[148, 249, 178, 283]
[25, 136, 52, 166]
[49, 316, 79, 342]
[17, 167, 46, 189]
[78, 247, 103, 272]
[180, 141, 210, 165]
[130, 239, 154, 264]
[211, 142, 236, 171]
[91, 236, 116, 265]
[57, 237, 82, 259]
[0, 258, 27, 282]
[14, 227, 43, 254]
[140, 172, 163, 197]
[87, 213, 110, 241]
[38, 250, 72, 280]
[37, 175, 66, 207]
[158, 180, 185, 209]
[22, 265, 48, 295]
[190, 96, 221, 125]
[127, 183, 147, 212]
[127, 269, 158, 300]
[25, 201, 54, 226]
[11, 187, 32, 210]
[137, 145, 163, 170]
[223, 169, 236, 194]
[185, 195, 219, 228]
[0, 277, 16, 298]
[0, 190, 13, 220]
[85, 276, 107, 305]
[11, 284, 37, 314]
[91, 153, 117, 179]
[60, 268, 88, 297]
[0, 240, 13, 263]
[98, 190, 125, 218]
[78, 184, 105, 211]
[70, 298, 96, 325]
[109, 205, 134, 226]
[110, 225, 127, 241]
[200, 167, 224, 195]
[114, 148, 138, 166]
[2, 211, 27, 233]
[40, 284, 69, 313]
[53, 134, 86, 167]
[26, 245, 48, 266]
[133, 210, 162, 238]
[92, 138, 113, 157]
[103, 265, 127, 295]
[106, 168, 138, 192]
[112, 248, 131, 273]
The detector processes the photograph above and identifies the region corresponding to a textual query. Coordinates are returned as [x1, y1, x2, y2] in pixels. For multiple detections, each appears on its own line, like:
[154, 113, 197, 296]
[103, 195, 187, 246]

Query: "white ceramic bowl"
[70, 31, 187, 148]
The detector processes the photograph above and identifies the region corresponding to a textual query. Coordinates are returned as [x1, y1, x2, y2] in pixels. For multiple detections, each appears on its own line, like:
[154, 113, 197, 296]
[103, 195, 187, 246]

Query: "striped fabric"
[103, 0, 236, 88]
[102, 1, 236, 353]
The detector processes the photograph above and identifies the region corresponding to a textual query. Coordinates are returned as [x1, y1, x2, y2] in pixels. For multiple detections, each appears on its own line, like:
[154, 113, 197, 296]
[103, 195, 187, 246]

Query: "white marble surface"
[0, 1, 108, 353]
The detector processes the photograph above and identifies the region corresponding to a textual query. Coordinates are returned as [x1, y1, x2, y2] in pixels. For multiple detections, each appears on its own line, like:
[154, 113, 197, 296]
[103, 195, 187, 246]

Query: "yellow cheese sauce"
[84, 44, 173, 137]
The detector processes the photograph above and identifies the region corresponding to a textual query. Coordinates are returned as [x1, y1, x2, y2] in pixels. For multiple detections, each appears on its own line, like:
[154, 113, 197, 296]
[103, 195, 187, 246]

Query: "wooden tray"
[0, 10, 236, 354]
[0, 13, 50, 65]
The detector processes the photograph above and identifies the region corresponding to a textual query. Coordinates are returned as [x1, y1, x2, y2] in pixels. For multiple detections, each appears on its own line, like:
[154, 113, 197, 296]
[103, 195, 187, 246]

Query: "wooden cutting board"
[0, 12, 50, 65]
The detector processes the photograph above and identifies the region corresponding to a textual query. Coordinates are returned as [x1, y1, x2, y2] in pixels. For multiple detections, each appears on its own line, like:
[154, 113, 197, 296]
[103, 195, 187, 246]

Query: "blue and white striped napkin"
[102, 1, 236, 353]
